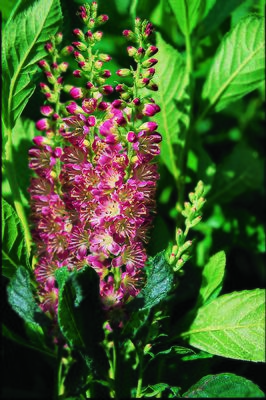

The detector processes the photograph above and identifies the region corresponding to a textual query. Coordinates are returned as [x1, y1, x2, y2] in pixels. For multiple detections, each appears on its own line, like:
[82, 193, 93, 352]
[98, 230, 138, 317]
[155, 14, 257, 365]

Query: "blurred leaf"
[198, 251, 226, 305]
[153, 33, 190, 180]
[208, 142, 263, 204]
[7, 266, 48, 327]
[182, 373, 265, 397]
[2, 0, 63, 129]
[168, 0, 205, 36]
[2, 198, 30, 279]
[129, 251, 174, 310]
[148, 345, 195, 360]
[197, 0, 243, 38]
[183, 289, 265, 362]
[202, 16, 265, 112]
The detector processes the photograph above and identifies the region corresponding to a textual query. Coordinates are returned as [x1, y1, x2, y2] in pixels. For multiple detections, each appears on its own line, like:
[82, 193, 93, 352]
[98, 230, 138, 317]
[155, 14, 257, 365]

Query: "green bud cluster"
[166, 180, 206, 272]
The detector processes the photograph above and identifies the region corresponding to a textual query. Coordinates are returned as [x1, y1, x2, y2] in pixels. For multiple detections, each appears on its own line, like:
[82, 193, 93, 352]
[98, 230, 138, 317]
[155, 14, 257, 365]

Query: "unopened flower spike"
[166, 181, 206, 272]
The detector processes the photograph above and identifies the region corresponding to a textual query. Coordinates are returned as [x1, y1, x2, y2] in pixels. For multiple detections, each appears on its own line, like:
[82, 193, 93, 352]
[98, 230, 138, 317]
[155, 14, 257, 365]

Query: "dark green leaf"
[7, 266, 48, 327]
[57, 266, 108, 377]
[202, 16, 265, 112]
[208, 142, 264, 204]
[130, 251, 174, 310]
[183, 289, 265, 362]
[182, 373, 265, 397]
[153, 32, 190, 180]
[2, 0, 63, 129]
[2, 198, 30, 279]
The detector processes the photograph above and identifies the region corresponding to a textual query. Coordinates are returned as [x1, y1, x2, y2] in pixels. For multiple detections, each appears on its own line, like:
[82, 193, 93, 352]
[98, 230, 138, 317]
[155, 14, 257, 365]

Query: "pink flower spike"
[36, 118, 49, 131]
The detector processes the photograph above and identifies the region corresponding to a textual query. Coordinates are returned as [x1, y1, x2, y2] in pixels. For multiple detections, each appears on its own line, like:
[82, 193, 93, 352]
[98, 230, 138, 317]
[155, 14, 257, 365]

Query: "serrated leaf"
[7, 266, 48, 327]
[130, 251, 174, 310]
[182, 373, 265, 398]
[168, 0, 205, 36]
[153, 33, 190, 180]
[208, 142, 263, 204]
[2, 0, 63, 129]
[202, 16, 265, 112]
[2, 198, 30, 279]
[183, 289, 265, 362]
[198, 251, 226, 305]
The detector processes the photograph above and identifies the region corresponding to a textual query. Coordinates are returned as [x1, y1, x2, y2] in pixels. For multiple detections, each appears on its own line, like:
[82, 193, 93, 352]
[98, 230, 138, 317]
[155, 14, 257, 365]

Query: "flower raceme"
[28, 2, 161, 326]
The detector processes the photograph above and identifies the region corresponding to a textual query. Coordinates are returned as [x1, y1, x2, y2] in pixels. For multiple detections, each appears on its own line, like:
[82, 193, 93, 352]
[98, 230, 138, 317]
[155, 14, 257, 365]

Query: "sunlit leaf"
[168, 0, 205, 36]
[183, 373, 265, 397]
[2, 198, 30, 279]
[202, 16, 265, 112]
[153, 33, 190, 180]
[183, 289, 265, 362]
[2, 0, 63, 129]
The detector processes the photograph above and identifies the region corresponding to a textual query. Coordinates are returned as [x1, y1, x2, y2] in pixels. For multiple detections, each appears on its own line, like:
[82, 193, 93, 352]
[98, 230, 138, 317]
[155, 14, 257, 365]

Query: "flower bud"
[127, 131, 137, 142]
[100, 85, 113, 95]
[69, 87, 83, 99]
[96, 14, 109, 25]
[143, 67, 156, 78]
[94, 31, 103, 41]
[98, 53, 112, 62]
[66, 101, 83, 114]
[73, 28, 85, 40]
[73, 69, 82, 78]
[72, 41, 87, 52]
[132, 98, 141, 106]
[142, 58, 158, 68]
[74, 51, 85, 62]
[60, 45, 74, 56]
[147, 81, 158, 91]
[58, 62, 69, 73]
[45, 71, 57, 85]
[98, 101, 109, 110]
[142, 103, 160, 116]
[138, 121, 158, 132]
[127, 46, 137, 57]
[45, 42, 53, 53]
[94, 60, 103, 70]
[122, 30, 136, 41]
[55, 32, 63, 45]
[38, 60, 50, 71]
[146, 45, 158, 57]
[112, 99, 124, 109]
[40, 105, 54, 116]
[36, 118, 50, 131]
[116, 68, 132, 77]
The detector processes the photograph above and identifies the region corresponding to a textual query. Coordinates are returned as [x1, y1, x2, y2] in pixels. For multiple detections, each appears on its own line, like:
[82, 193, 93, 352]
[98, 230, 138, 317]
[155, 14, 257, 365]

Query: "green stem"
[135, 351, 144, 399]
[4, 127, 32, 257]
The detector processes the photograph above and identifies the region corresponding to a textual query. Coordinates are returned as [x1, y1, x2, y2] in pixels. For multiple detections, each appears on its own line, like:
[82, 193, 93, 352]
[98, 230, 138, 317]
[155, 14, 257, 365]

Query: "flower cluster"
[29, 2, 161, 326]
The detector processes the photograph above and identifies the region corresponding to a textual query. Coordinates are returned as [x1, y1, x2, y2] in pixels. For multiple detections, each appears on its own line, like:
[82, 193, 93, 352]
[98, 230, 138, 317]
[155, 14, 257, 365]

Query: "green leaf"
[2, 324, 55, 358]
[198, 251, 226, 305]
[183, 289, 265, 362]
[182, 373, 265, 397]
[130, 251, 174, 310]
[196, 0, 243, 38]
[142, 383, 181, 397]
[7, 266, 48, 327]
[153, 33, 190, 180]
[148, 345, 195, 360]
[202, 15, 265, 112]
[208, 142, 264, 204]
[2, 198, 30, 279]
[168, 0, 205, 36]
[2, 0, 63, 129]
[57, 266, 108, 377]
